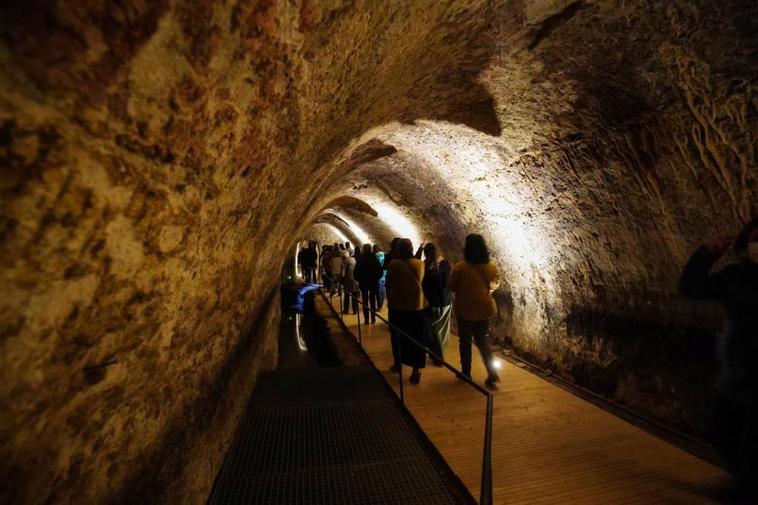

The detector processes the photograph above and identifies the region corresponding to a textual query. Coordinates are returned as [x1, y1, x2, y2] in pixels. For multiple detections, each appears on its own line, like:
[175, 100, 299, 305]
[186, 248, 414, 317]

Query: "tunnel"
[1, 1, 757, 504]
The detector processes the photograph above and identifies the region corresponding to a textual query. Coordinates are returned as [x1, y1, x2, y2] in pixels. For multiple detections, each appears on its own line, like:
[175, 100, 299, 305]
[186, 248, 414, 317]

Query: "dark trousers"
[457, 318, 497, 378]
[360, 286, 378, 323]
[389, 309, 427, 369]
[342, 289, 358, 313]
[303, 268, 316, 283]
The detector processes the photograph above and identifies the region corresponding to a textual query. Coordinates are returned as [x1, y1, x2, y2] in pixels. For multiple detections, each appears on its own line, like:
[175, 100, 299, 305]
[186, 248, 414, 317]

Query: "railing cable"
[319, 272, 493, 505]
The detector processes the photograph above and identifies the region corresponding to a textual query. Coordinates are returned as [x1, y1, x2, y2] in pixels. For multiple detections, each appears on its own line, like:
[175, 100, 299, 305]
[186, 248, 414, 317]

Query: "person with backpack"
[421, 242, 452, 365]
[354, 243, 383, 324]
[449, 234, 500, 388]
[386, 238, 428, 384]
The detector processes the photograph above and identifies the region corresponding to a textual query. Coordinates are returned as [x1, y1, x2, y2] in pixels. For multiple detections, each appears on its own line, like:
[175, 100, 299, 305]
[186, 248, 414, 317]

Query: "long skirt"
[388, 309, 427, 369]
[426, 304, 451, 358]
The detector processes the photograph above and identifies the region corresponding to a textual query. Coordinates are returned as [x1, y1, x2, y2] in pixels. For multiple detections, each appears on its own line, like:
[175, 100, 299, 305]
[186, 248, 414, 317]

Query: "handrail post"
[317, 287, 494, 504]
[356, 294, 362, 347]
[338, 285, 343, 321]
[480, 392, 494, 505]
[397, 323, 404, 405]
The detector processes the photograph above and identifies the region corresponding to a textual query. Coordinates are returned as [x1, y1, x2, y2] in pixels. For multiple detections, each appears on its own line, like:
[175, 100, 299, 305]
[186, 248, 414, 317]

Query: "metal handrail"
[319, 271, 493, 505]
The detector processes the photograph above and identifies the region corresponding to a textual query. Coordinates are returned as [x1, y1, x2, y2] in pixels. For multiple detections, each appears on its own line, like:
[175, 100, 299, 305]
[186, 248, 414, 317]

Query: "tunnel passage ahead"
[1, 0, 757, 503]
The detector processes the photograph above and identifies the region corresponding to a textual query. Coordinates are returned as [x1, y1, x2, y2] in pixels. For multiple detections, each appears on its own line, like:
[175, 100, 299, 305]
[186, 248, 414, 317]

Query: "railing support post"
[480, 393, 494, 505]
[318, 279, 493, 504]
[397, 328, 404, 405]
[356, 294, 362, 347]
[338, 286, 343, 321]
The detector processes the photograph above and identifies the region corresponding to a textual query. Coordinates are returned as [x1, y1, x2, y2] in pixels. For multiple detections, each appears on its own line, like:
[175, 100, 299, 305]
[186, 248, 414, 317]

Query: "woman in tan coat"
[448, 234, 501, 388]
[386, 238, 428, 384]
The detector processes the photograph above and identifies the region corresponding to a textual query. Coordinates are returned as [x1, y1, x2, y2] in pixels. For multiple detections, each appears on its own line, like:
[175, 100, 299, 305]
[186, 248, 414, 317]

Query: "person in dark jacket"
[354, 243, 383, 324]
[302, 241, 318, 283]
[383, 238, 401, 273]
[421, 242, 452, 365]
[679, 218, 758, 490]
[383, 238, 401, 368]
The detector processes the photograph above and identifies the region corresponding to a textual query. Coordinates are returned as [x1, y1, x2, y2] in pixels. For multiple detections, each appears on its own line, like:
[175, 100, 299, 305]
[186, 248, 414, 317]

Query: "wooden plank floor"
[330, 300, 735, 504]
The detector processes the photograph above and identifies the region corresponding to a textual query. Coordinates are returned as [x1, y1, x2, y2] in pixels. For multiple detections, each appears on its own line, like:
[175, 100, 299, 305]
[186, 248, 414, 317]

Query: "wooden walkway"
[330, 300, 735, 504]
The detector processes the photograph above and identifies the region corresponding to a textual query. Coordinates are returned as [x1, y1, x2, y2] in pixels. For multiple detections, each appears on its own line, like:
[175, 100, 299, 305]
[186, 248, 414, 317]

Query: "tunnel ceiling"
[1, 1, 757, 504]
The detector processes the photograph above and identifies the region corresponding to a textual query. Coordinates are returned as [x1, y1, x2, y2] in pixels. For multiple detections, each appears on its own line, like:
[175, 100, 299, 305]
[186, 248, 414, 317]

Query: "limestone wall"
[1, 0, 756, 503]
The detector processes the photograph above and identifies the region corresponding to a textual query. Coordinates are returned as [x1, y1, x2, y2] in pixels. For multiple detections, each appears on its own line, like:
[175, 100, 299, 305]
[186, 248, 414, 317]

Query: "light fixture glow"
[372, 201, 421, 246]
[332, 212, 372, 245]
[492, 359, 502, 370]
[324, 223, 350, 244]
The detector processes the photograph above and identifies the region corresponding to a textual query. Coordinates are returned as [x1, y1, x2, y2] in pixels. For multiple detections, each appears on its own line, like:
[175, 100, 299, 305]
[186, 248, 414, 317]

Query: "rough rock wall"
[0, 1, 500, 503]
[0, 1, 307, 501]
[1, 0, 757, 503]
[302, 0, 758, 435]
[484, 0, 758, 432]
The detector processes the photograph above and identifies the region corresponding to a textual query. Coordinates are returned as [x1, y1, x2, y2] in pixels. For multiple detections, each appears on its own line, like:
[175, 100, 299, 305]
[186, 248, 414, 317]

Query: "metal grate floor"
[208, 366, 471, 504]
[209, 457, 455, 505]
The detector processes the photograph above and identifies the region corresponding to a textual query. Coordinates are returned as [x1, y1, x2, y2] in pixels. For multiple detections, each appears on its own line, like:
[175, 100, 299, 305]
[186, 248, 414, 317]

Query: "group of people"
[295, 219, 758, 489]
[315, 235, 502, 389]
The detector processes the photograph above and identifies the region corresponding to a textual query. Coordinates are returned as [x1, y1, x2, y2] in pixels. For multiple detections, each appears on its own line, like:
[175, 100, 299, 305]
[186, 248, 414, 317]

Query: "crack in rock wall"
[1, 0, 756, 503]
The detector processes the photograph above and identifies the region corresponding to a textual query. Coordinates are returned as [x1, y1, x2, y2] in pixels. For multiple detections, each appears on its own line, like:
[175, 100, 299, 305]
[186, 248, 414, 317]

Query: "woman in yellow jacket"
[386, 238, 428, 384]
[448, 234, 501, 388]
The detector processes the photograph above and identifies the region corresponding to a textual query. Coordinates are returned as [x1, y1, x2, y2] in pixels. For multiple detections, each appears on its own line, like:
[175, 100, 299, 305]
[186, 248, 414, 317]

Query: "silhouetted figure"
[354, 243, 383, 324]
[340, 250, 359, 314]
[302, 241, 318, 283]
[345, 241, 353, 257]
[374, 244, 387, 310]
[386, 238, 428, 384]
[449, 234, 501, 388]
[384, 238, 401, 275]
[422, 242, 452, 366]
[679, 218, 758, 490]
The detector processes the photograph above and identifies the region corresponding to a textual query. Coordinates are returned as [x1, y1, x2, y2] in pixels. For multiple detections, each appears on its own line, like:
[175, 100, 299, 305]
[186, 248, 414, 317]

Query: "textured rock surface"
[1, 0, 756, 503]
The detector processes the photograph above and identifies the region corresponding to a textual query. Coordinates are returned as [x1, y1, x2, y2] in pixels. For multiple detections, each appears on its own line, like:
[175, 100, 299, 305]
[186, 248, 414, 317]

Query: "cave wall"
[484, 0, 758, 432]
[300, 0, 758, 434]
[1, 0, 756, 503]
